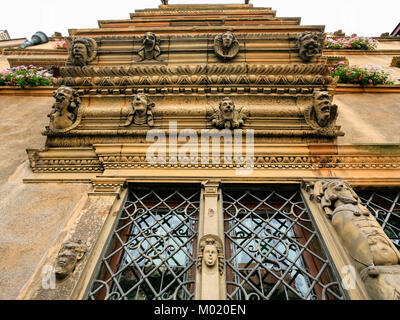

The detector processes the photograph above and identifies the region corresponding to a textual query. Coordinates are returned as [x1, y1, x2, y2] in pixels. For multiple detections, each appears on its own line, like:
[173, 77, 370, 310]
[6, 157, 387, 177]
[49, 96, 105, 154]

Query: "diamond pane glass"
[87, 184, 200, 300]
[359, 190, 400, 250]
[223, 185, 345, 300]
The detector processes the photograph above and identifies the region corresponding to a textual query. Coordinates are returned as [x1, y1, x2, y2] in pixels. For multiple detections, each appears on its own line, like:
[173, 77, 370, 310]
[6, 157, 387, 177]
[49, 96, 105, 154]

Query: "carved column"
[195, 180, 226, 300]
[303, 179, 400, 300]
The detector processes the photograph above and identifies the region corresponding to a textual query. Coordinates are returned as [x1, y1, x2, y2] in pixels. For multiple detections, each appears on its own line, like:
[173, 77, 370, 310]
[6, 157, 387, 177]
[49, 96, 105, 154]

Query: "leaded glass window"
[359, 190, 400, 250]
[223, 185, 345, 300]
[87, 184, 200, 300]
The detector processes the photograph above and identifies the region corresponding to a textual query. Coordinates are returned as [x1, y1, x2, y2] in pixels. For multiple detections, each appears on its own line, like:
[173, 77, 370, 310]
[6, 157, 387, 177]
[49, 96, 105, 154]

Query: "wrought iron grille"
[87, 184, 200, 300]
[359, 190, 400, 250]
[223, 185, 345, 300]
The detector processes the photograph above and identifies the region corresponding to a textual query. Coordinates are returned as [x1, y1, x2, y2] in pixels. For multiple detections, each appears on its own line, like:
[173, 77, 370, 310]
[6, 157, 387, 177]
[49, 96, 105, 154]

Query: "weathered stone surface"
[335, 94, 400, 144]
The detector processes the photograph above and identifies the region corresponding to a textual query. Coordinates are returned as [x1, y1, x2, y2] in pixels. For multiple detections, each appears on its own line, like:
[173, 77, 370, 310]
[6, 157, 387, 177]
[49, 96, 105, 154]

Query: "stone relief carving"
[48, 86, 82, 132]
[123, 93, 155, 126]
[67, 37, 97, 67]
[138, 32, 162, 61]
[305, 91, 338, 131]
[55, 239, 87, 280]
[306, 179, 400, 300]
[297, 32, 323, 63]
[210, 97, 246, 129]
[214, 31, 240, 61]
[197, 235, 224, 275]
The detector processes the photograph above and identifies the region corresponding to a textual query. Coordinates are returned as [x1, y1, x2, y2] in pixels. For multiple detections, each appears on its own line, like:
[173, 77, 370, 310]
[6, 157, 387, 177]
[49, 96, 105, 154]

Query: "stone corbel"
[303, 179, 400, 300]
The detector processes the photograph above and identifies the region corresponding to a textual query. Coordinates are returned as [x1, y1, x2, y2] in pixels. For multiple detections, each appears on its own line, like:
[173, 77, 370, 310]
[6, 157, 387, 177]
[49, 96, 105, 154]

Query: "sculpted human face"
[313, 92, 332, 127]
[72, 42, 88, 63]
[369, 235, 399, 266]
[53, 88, 72, 112]
[132, 94, 148, 116]
[220, 98, 235, 120]
[143, 32, 156, 50]
[204, 244, 218, 267]
[222, 32, 234, 49]
[304, 36, 321, 57]
[55, 244, 79, 278]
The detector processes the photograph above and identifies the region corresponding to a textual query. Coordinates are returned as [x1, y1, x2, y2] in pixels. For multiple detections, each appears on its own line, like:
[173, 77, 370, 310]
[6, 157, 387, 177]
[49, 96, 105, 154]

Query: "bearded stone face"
[72, 42, 88, 66]
[132, 94, 149, 116]
[220, 98, 235, 120]
[313, 92, 332, 127]
[222, 32, 234, 49]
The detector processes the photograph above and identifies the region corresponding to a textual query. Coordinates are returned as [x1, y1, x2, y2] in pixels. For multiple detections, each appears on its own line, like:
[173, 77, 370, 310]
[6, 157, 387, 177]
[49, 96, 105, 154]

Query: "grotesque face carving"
[124, 93, 155, 126]
[222, 32, 234, 50]
[138, 32, 161, 61]
[132, 93, 149, 116]
[55, 240, 86, 279]
[220, 97, 235, 120]
[297, 32, 322, 63]
[214, 31, 240, 61]
[211, 97, 246, 129]
[49, 86, 81, 131]
[204, 244, 218, 267]
[70, 37, 96, 67]
[310, 91, 338, 129]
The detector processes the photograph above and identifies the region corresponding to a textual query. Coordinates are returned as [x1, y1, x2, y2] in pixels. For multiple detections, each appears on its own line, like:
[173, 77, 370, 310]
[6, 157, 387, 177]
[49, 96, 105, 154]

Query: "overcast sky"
[1, 0, 399, 39]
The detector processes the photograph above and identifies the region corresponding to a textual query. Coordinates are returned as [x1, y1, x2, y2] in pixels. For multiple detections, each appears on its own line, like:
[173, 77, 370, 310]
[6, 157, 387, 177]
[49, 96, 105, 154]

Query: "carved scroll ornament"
[305, 179, 400, 300]
[67, 37, 97, 67]
[297, 32, 323, 63]
[48, 86, 82, 133]
[210, 97, 246, 129]
[214, 31, 240, 61]
[197, 235, 224, 275]
[55, 239, 86, 280]
[123, 93, 155, 127]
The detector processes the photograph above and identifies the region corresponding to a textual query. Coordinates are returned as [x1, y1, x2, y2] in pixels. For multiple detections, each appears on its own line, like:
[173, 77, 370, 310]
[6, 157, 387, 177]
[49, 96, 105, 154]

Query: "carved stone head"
[211, 97, 246, 129]
[55, 240, 86, 279]
[69, 37, 97, 66]
[138, 32, 161, 61]
[49, 86, 81, 130]
[297, 32, 322, 63]
[198, 235, 224, 275]
[124, 93, 155, 126]
[368, 233, 399, 266]
[214, 31, 240, 61]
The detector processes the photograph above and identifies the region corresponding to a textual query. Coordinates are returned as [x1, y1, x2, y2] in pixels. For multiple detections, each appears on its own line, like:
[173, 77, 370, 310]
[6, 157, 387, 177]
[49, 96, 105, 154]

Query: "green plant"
[329, 62, 394, 87]
[0, 65, 54, 88]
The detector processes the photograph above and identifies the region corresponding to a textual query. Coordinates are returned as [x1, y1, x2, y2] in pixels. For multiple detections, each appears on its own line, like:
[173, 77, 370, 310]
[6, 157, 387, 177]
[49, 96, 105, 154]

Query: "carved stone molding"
[297, 32, 323, 63]
[197, 235, 224, 276]
[67, 37, 98, 67]
[210, 97, 246, 129]
[55, 240, 87, 280]
[304, 179, 400, 300]
[137, 32, 162, 61]
[214, 31, 240, 61]
[48, 86, 83, 133]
